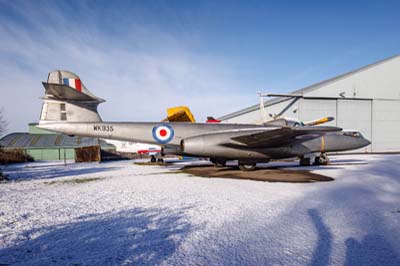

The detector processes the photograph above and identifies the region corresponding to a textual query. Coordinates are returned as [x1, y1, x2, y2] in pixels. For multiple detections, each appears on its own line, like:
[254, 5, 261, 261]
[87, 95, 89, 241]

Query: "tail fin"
[39, 70, 104, 124]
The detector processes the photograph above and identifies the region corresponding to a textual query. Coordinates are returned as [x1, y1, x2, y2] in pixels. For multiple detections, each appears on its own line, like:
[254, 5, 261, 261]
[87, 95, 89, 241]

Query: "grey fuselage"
[39, 121, 370, 162]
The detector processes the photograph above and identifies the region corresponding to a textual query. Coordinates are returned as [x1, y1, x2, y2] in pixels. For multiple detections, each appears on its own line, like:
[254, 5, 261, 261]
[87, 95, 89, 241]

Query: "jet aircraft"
[38, 70, 370, 170]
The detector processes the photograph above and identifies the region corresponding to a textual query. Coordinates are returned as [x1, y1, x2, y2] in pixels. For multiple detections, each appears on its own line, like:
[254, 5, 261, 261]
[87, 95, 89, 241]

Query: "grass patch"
[45, 177, 103, 185]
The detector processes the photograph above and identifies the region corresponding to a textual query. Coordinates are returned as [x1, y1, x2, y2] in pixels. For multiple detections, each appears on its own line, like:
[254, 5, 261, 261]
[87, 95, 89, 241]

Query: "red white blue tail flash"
[152, 124, 174, 144]
[63, 78, 82, 92]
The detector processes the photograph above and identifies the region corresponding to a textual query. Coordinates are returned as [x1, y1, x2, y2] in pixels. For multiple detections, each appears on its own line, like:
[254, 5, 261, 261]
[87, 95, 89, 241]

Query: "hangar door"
[372, 100, 400, 152]
[337, 99, 372, 152]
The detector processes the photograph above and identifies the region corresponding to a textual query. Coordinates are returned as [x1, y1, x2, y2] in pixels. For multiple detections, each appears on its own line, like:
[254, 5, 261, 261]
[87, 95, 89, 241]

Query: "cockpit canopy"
[343, 131, 363, 138]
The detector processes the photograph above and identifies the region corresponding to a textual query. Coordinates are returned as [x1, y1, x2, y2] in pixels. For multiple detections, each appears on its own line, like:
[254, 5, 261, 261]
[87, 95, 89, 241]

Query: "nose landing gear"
[299, 153, 329, 166]
[314, 153, 329, 165]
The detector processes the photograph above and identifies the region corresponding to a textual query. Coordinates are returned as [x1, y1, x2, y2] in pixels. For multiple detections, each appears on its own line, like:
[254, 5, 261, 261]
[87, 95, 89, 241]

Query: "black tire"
[150, 156, 156, 163]
[239, 163, 256, 171]
[157, 158, 164, 163]
[315, 153, 329, 165]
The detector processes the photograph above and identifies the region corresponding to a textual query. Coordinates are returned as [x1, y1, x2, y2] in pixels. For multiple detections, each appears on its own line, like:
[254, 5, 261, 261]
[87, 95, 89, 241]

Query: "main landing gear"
[210, 158, 227, 167]
[238, 163, 256, 171]
[210, 158, 257, 171]
[150, 155, 164, 163]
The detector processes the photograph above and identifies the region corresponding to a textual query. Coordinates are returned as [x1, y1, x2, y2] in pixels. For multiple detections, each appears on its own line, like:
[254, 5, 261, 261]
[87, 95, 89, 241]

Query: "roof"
[0, 133, 101, 149]
[219, 54, 400, 120]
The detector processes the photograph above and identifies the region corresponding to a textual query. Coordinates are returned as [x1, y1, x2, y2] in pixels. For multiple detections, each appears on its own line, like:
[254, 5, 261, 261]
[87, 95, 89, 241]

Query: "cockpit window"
[343, 131, 362, 137]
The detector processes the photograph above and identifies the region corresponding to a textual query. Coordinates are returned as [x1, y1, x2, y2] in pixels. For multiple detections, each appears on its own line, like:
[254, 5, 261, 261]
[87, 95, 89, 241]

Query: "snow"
[0, 154, 400, 265]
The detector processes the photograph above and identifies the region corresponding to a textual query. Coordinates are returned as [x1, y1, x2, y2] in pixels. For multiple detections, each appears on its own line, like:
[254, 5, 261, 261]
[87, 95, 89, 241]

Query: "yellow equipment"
[304, 116, 334, 126]
[162, 106, 196, 123]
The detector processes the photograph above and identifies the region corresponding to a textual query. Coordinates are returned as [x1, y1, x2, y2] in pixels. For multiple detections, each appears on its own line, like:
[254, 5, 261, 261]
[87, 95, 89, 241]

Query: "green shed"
[0, 123, 115, 161]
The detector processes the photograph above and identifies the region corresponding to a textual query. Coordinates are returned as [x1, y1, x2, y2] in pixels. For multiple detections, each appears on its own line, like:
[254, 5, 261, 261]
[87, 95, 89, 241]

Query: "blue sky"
[0, 0, 399, 133]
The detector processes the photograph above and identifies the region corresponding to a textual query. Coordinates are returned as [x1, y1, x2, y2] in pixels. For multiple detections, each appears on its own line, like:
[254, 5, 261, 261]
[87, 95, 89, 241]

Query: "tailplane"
[39, 70, 104, 124]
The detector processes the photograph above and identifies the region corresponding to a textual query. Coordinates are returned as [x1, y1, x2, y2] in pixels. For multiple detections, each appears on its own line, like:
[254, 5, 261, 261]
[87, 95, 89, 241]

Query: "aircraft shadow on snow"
[1, 164, 119, 181]
[0, 207, 195, 265]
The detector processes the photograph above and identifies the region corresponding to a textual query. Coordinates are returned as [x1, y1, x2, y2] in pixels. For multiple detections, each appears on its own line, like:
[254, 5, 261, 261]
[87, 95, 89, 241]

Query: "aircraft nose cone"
[359, 138, 371, 148]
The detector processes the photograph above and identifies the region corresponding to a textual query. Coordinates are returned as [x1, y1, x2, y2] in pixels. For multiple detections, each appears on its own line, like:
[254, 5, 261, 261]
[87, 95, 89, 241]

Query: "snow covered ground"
[0, 154, 399, 266]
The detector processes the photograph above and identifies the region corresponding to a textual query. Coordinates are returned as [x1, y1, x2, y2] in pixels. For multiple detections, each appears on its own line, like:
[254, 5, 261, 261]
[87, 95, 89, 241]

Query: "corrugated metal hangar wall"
[219, 55, 400, 152]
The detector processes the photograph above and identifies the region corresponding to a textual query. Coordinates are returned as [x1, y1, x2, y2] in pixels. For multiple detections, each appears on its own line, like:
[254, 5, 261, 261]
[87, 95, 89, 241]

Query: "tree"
[0, 109, 5, 179]
[0, 108, 7, 137]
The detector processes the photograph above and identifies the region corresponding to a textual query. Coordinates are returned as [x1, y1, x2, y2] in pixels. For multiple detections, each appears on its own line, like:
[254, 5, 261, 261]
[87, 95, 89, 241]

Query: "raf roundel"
[152, 124, 174, 144]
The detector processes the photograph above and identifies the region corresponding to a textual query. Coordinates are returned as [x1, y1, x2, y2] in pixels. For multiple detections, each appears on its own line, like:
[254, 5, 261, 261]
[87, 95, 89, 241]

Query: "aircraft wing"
[227, 126, 341, 148]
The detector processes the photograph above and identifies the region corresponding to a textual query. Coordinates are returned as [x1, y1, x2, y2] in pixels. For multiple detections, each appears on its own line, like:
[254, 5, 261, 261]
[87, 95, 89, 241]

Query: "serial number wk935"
[93, 124, 114, 132]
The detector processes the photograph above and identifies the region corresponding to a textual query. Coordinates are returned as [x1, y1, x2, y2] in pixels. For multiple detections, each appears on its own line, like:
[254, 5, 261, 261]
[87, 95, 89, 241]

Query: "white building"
[219, 55, 400, 152]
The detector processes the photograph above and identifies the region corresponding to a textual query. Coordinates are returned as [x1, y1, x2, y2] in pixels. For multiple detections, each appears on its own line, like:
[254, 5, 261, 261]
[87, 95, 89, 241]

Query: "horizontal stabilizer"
[42, 82, 105, 102]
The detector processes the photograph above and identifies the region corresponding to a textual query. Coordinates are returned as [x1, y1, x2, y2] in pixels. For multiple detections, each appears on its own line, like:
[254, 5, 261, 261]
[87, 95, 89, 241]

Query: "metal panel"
[299, 99, 337, 126]
[337, 99, 372, 152]
[372, 100, 400, 152]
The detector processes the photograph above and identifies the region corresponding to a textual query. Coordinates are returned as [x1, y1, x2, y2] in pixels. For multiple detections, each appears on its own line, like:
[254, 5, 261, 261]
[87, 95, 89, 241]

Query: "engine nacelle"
[181, 134, 271, 160]
[181, 135, 220, 157]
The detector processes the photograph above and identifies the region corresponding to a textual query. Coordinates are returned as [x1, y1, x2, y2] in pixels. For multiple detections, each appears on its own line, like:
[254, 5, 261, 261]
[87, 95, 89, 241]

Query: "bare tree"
[0, 108, 8, 136]
[0, 109, 6, 178]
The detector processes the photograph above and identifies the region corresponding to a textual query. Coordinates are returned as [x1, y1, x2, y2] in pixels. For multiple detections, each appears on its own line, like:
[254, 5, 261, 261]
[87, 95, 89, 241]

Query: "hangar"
[219, 55, 400, 152]
[0, 123, 115, 162]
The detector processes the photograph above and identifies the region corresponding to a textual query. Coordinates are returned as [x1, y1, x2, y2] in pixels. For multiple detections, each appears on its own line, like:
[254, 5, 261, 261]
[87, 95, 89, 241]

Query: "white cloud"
[0, 1, 257, 132]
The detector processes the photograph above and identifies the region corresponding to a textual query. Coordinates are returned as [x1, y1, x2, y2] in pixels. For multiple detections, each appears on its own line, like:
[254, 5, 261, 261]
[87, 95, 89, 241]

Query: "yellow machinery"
[163, 106, 196, 123]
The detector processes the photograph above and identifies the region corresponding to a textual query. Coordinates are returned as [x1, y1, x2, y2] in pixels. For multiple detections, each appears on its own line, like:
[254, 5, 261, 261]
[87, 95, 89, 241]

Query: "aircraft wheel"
[157, 158, 164, 163]
[315, 153, 329, 165]
[239, 163, 256, 171]
[150, 156, 156, 163]
[300, 157, 311, 166]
